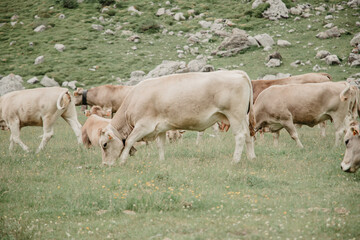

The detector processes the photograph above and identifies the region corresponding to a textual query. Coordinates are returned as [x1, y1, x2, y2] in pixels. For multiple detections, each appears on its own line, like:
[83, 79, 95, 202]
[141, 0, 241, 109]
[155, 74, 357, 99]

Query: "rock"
[127, 35, 140, 42]
[59, 14, 65, 19]
[263, 0, 289, 20]
[324, 15, 333, 20]
[290, 7, 302, 15]
[347, 0, 360, 8]
[11, 15, 19, 21]
[213, 30, 251, 57]
[67, 81, 77, 89]
[350, 32, 360, 47]
[199, 20, 212, 29]
[187, 57, 207, 72]
[266, 58, 281, 67]
[104, 29, 115, 35]
[213, 30, 231, 38]
[277, 40, 291, 47]
[156, 8, 165, 16]
[130, 70, 145, 83]
[34, 25, 46, 32]
[187, 35, 200, 44]
[290, 60, 304, 67]
[128, 6, 143, 16]
[35, 56, 44, 65]
[316, 27, 344, 39]
[174, 12, 185, 21]
[54, 43, 65, 52]
[316, 50, 330, 59]
[145, 60, 187, 79]
[348, 53, 360, 67]
[324, 23, 334, 28]
[0, 74, 24, 96]
[263, 46, 272, 51]
[254, 33, 274, 47]
[40, 75, 59, 87]
[248, 36, 260, 47]
[324, 55, 341, 65]
[27, 77, 39, 84]
[267, 51, 282, 61]
[200, 65, 215, 72]
[92, 24, 103, 31]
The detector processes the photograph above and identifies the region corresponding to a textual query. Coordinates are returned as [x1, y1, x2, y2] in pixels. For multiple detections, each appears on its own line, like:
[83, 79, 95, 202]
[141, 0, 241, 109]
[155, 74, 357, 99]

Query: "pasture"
[0, 109, 359, 239]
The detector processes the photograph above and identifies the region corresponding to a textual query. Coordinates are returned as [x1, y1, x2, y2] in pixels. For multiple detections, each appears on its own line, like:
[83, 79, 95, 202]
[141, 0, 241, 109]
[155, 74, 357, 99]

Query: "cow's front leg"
[9, 120, 29, 152]
[156, 132, 166, 161]
[119, 123, 156, 165]
[283, 121, 303, 148]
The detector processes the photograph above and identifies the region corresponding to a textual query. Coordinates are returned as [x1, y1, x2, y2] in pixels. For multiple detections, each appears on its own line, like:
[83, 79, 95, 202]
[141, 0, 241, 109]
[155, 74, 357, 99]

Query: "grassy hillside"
[0, 0, 359, 88]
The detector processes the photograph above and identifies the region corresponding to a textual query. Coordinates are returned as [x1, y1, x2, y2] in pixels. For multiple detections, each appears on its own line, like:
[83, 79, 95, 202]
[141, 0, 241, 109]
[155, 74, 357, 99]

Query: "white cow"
[0, 87, 82, 152]
[254, 82, 359, 148]
[98, 70, 256, 166]
[341, 121, 360, 173]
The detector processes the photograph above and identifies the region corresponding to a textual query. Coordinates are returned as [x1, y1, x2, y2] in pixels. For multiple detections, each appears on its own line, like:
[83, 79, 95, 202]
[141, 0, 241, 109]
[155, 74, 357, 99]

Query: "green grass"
[0, 109, 359, 239]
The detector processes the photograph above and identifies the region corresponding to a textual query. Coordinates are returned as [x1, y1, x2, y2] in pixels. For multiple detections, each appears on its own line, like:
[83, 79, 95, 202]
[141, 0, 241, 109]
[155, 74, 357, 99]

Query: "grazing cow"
[341, 121, 360, 173]
[252, 72, 332, 103]
[81, 107, 138, 160]
[254, 81, 358, 148]
[73, 85, 133, 113]
[98, 70, 256, 166]
[0, 87, 82, 153]
[84, 105, 111, 118]
[166, 130, 185, 143]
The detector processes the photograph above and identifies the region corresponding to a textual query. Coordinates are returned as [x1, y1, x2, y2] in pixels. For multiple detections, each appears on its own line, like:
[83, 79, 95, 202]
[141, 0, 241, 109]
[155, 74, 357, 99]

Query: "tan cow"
[341, 121, 360, 173]
[82, 114, 111, 148]
[166, 130, 185, 143]
[254, 81, 358, 148]
[84, 105, 111, 118]
[252, 72, 332, 103]
[73, 85, 133, 113]
[98, 70, 256, 166]
[0, 87, 82, 153]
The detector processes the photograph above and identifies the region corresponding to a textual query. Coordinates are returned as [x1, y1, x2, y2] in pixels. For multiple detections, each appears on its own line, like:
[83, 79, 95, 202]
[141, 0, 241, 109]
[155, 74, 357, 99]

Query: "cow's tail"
[242, 71, 256, 137]
[57, 90, 71, 110]
[319, 72, 333, 81]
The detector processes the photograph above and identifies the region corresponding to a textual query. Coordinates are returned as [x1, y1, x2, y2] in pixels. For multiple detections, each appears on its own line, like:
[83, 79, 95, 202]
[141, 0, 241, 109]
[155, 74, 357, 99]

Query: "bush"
[98, 0, 115, 6]
[135, 19, 160, 34]
[61, 0, 79, 9]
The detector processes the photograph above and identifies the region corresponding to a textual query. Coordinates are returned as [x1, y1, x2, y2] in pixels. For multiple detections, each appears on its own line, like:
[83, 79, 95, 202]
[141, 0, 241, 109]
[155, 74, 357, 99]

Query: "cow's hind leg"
[196, 131, 204, 145]
[8, 120, 29, 152]
[319, 121, 326, 137]
[226, 114, 254, 163]
[283, 121, 303, 148]
[62, 104, 82, 144]
[273, 131, 280, 147]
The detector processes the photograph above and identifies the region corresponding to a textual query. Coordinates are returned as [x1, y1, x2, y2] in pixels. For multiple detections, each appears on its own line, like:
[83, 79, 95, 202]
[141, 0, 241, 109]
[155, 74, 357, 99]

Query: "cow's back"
[1, 87, 68, 126]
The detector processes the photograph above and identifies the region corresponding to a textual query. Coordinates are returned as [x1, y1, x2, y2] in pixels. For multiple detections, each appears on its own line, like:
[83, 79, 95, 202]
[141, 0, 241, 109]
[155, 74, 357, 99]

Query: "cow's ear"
[74, 88, 84, 96]
[98, 128, 104, 136]
[351, 125, 360, 136]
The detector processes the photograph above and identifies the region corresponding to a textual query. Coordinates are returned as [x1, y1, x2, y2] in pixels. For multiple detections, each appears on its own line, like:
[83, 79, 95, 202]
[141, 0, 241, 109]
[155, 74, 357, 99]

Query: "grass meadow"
[0, 109, 359, 239]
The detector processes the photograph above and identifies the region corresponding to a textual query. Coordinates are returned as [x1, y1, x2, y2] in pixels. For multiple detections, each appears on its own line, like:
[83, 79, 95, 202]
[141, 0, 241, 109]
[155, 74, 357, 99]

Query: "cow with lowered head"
[341, 121, 360, 173]
[97, 70, 256, 166]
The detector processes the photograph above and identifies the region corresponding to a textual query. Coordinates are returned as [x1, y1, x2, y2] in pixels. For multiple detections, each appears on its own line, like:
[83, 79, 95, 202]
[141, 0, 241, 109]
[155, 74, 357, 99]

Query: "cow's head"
[341, 122, 360, 173]
[73, 88, 84, 106]
[98, 125, 124, 166]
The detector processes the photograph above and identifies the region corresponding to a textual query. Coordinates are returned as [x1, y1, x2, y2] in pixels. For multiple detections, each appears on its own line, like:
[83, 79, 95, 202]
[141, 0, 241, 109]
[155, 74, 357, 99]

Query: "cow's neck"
[110, 111, 133, 139]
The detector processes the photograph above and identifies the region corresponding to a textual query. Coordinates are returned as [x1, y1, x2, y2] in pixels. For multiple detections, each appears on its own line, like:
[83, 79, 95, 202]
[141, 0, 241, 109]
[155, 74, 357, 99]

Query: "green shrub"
[98, 0, 115, 6]
[106, 9, 117, 16]
[135, 19, 160, 34]
[61, 0, 79, 9]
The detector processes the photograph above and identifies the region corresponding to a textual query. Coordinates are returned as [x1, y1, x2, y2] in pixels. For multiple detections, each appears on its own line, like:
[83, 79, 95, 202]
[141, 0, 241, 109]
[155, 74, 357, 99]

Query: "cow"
[84, 105, 111, 118]
[252, 72, 332, 103]
[341, 121, 360, 173]
[81, 106, 137, 160]
[166, 130, 185, 143]
[73, 85, 133, 114]
[97, 70, 256, 166]
[0, 87, 82, 153]
[254, 81, 359, 148]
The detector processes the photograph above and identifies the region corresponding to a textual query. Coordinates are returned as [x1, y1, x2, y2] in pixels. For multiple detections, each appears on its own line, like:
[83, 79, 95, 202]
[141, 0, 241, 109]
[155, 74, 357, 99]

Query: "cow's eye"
[345, 139, 350, 146]
[103, 143, 108, 149]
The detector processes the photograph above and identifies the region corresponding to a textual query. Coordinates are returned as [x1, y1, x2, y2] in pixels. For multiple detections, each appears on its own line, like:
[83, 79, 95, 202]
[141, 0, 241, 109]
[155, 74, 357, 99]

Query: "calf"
[0, 87, 82, 152]
[341, 121, 360, 173]
[254, 82, 358, 148]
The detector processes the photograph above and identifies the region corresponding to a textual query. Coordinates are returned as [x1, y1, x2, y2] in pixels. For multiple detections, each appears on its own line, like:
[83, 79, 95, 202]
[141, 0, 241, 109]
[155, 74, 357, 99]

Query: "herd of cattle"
[0, 70, 359, 173]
